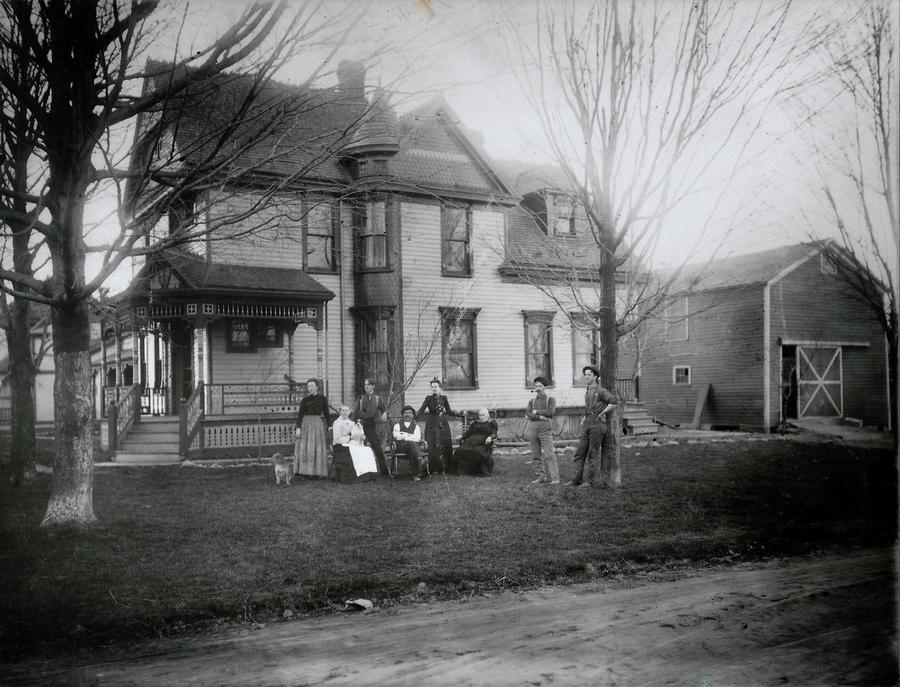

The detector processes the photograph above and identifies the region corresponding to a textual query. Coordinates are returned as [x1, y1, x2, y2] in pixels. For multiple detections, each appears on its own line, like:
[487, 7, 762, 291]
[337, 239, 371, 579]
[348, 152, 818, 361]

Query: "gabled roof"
[144, 63, 512, 200]
[666, 242, 821, 293]
[123, 249, 335, 302]
[392, 97, 514, 199]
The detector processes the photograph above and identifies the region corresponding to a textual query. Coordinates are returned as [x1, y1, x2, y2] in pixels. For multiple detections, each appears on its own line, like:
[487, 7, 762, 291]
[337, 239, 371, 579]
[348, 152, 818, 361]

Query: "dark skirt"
[453, 434, 494, 476]
[423, 417, 453, 472]
[332, 445, 376, 484]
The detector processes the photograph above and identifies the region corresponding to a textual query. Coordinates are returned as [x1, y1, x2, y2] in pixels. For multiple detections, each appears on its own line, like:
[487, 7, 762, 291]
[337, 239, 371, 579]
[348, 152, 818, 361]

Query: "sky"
[88, 0, 897, 293]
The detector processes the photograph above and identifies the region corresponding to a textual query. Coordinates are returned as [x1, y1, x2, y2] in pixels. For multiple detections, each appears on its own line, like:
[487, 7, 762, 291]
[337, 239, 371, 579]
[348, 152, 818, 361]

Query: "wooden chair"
[386, 418, 428, 479]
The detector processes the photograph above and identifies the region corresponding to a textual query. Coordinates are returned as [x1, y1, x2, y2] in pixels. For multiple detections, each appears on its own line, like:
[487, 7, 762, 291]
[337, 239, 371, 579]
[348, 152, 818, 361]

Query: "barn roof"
[666, 242, 820, 293]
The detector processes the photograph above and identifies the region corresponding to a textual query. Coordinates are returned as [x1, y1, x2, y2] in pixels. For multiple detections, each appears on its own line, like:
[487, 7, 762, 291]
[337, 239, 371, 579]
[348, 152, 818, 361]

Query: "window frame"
[353, 306, 395, 392]
[226, 319, 254, 353]
[354, 197, 392, 273]
[672, 365, 692, 386]
[441, 203, 472, 277]
[570, 313, 599, 386]
[167, 191, 198, 236]
[552, 196, 577, 237]
[440, 307, 480, 390]
[303, 197, 338, 274]
[523, 311, 555, 388]
[225, 319, 283, 353]
[664, 296, 689, 342]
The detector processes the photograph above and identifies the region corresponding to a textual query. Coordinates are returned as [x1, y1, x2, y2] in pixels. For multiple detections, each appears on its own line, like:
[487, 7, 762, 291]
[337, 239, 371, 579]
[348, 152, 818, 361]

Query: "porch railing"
[180, 382, 205, 456]
[616, 378, 637, 402]
[204, 383, 302, 416]
[106, 384, 140, 453]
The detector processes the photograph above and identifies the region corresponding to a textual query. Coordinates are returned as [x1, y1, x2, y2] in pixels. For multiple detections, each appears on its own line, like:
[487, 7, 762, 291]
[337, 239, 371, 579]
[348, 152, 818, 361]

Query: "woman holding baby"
[294, 378, 331, 477]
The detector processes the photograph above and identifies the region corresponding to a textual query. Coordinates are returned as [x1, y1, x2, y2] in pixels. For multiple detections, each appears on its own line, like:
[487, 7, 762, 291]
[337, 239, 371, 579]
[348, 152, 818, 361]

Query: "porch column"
[316, 325, 324, 381]
[114, 322, 122, 387]
[133, 329, 142, 387]
[287, 328, 294, 384]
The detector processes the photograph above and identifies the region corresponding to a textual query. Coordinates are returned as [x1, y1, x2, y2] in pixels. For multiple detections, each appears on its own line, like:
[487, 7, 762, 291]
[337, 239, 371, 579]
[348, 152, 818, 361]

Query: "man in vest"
[566, 365, 618, 488]
[353, 378, 388, 476]
[392, 405, 425, 481]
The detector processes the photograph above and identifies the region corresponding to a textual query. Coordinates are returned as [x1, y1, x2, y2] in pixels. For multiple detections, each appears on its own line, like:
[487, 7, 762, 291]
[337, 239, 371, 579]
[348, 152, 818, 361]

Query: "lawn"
[0, 438, 895, 659]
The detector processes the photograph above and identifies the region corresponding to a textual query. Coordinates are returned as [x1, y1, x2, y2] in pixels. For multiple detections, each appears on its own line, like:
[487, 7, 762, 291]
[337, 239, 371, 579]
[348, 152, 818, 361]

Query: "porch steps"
[621, 402, 659, 436]
[115, 417, 182, 464]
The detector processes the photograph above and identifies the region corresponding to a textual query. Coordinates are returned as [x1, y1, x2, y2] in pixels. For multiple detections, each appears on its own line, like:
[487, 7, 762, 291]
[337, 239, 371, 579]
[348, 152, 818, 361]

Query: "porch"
[102, 377, 642, 461]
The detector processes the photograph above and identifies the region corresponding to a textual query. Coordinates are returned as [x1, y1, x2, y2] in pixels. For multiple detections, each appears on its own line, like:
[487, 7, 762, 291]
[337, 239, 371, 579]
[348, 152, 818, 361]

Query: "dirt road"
[5, 548, 896, 686]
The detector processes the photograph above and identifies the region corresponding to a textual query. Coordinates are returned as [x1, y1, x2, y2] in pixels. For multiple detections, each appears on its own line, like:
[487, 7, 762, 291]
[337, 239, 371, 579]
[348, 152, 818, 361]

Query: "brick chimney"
[336, 60, 366, 100]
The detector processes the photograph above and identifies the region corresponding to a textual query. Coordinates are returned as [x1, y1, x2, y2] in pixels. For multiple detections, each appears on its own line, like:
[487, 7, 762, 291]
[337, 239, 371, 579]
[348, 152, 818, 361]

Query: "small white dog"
[273, 453, 292, 486]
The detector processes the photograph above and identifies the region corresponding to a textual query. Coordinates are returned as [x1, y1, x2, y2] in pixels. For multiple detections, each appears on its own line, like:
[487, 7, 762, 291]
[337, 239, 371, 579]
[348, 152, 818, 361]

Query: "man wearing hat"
[566, 365, 618, 487]
[392, 405, 426, 481]
[526, 376, 559, 484]
[352, 378, 389, 476]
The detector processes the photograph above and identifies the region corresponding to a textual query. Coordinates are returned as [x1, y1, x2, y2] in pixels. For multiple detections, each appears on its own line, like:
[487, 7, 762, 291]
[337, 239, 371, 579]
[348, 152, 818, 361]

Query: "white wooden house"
[102, 62, 635, 460]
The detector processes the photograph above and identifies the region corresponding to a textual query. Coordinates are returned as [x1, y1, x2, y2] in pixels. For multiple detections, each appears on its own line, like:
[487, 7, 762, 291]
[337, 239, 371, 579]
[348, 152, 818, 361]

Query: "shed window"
[673, 365, 691, 385]
[664, 296, 689, 341]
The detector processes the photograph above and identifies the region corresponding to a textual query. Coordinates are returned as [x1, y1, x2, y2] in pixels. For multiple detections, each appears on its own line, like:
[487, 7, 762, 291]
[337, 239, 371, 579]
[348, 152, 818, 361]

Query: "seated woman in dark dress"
[453, 408, 498, 476]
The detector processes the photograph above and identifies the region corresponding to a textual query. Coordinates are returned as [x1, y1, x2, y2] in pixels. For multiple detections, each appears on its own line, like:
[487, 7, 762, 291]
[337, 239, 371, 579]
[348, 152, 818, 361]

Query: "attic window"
[553, 199, 576, 236]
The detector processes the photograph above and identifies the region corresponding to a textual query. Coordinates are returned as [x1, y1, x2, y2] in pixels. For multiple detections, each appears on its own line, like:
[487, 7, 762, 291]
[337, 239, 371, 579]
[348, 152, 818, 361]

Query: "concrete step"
[114, 452, 182, 465]
[621, 412, 653, 421]
[627, 425, 659, 435]
[120, 441, 180, 453]
[131, 422, 179, 433]
[125, 431, 179, 442]
[625, 417, 657, 427]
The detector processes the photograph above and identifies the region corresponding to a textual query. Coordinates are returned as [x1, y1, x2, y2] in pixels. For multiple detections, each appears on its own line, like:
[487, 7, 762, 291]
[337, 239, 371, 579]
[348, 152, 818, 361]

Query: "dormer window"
[553, 197, 576, 237]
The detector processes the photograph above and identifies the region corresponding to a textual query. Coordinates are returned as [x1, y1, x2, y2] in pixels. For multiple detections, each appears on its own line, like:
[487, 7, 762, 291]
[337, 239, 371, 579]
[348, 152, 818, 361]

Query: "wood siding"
[769, 255, 888, 427]
[202, 197, 355, 408]
[206, 190, 306, 268]
[640, 286, 765, 427]
[399, 200, 631, 413]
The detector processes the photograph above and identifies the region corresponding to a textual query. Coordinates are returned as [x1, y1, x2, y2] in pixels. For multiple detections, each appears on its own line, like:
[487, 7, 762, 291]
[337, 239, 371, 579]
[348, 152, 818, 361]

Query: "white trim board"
[780, 339, 871, 348]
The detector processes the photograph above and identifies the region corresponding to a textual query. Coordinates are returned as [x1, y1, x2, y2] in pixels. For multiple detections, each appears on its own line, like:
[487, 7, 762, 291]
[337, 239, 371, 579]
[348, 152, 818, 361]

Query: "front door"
[797, 345, 842, 418]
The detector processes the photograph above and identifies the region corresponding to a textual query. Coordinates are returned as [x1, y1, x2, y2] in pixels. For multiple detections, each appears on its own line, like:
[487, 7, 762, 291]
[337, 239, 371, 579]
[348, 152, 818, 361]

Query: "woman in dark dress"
[416, 378, 458, 473]
[453, 408, 498, 476]
[294, 378, 331, 477]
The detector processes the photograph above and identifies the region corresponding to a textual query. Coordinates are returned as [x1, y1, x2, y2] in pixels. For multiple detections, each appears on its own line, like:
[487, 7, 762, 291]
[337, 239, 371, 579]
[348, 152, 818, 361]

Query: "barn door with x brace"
[796, 346, 843, 418]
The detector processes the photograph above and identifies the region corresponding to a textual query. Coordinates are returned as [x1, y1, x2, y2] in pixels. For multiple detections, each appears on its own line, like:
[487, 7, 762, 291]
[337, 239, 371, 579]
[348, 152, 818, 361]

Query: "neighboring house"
[101, 61, 635, 459]
[0, 303, 103, 424]
[640, 243, 891, 431]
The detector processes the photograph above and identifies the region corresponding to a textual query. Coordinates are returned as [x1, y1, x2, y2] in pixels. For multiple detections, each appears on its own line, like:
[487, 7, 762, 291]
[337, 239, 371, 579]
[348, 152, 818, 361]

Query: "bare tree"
[796, 2, 897, 440]
[0, 0, 51, 486]
[0, 0, 382, 525]
[498, 0, 824, 486]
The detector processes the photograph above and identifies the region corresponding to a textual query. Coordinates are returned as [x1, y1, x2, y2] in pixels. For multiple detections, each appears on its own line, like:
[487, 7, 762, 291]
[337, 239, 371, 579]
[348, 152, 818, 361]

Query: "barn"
[640, 242, 892, 432]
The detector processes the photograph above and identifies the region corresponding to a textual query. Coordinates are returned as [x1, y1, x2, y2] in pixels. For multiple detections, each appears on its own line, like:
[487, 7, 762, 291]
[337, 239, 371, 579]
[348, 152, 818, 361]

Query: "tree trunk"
[41, 303, 95, 527]
[7, 299, 38, 486]
[598, 239, 621, 488]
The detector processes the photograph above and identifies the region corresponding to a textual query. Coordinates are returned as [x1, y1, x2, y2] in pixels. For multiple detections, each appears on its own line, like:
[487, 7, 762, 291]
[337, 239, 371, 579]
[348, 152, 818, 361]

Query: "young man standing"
[566, 365, 618, 488]
[526, 376, 559, 484]
[353, 378, 388, 476]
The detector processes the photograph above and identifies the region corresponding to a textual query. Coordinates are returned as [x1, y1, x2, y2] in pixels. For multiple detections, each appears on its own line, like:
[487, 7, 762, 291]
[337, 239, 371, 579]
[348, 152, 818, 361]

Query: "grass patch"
[0, 439, 895, 658]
